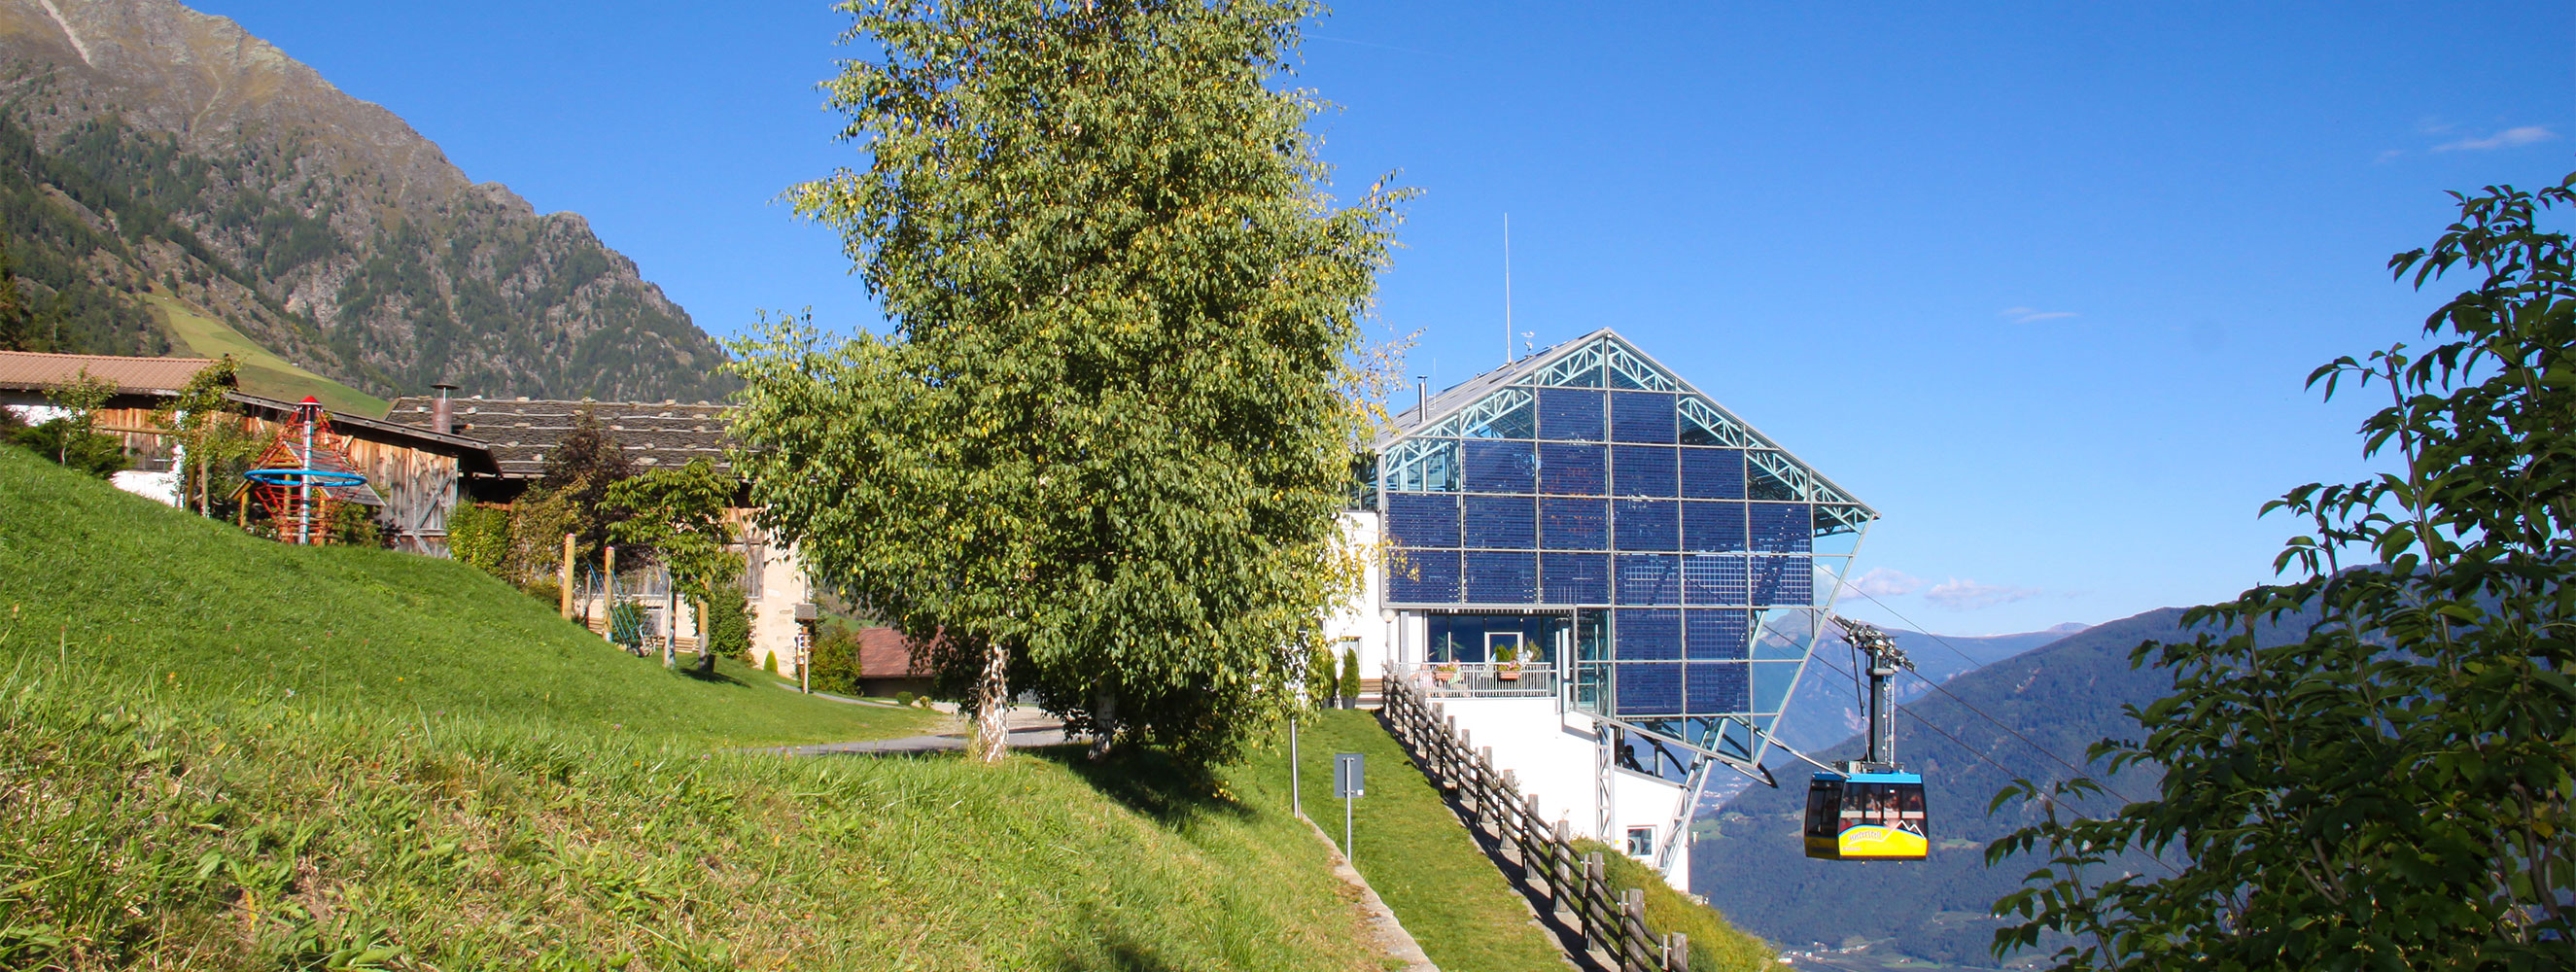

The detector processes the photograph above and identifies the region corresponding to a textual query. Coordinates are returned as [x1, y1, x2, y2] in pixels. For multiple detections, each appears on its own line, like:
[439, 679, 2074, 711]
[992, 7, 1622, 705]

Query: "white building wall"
[1319, 510, 1396, 680]
[742, 529, 814, 677]
[1431, 695, 1696, 893]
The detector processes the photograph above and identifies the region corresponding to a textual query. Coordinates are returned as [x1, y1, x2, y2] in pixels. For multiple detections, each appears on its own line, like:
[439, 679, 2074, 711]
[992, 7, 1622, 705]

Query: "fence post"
[1666, 932, 1688, 972]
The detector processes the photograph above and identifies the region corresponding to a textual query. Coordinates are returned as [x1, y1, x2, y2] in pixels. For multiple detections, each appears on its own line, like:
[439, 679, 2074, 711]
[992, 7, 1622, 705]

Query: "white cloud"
[2433, 125, 2557, 153]
[2001, 306, 2078, 324]
[1923, 577, 2042, 610]
[1847, 567, 1924, 598]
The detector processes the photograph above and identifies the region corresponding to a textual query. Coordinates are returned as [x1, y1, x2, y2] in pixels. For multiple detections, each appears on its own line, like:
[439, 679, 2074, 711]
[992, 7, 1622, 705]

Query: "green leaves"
[737, 1, 1402, 765]
[1991, 173, 2576, 969]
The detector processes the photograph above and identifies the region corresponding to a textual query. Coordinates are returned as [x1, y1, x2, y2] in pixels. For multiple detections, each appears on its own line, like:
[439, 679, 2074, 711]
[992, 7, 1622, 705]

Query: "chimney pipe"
[1414, 376, 1428, 421]
[431, 382, 458, 434]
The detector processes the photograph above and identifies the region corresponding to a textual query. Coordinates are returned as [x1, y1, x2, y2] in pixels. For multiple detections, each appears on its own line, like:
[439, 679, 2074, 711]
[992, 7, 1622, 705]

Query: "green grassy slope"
[0, 445, 920, 747]
[1281, 712, 1776, 972]
[0, 448, 1397, 970]
[144, 292, 390, 416]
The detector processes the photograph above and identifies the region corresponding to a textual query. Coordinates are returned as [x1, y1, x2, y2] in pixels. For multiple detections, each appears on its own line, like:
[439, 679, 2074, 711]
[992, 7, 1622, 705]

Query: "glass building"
[1371, 330, 1875, 781]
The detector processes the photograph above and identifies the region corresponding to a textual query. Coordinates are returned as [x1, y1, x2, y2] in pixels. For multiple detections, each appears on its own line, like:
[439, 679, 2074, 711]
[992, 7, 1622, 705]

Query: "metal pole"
[297, 407, 313, 545]
[1344, 793, 1354, 866]
[1290, 715, 1302, 819]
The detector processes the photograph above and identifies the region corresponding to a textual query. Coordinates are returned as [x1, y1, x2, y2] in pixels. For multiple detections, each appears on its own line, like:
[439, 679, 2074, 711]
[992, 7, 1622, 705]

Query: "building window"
[1626, 825, 1655, 858]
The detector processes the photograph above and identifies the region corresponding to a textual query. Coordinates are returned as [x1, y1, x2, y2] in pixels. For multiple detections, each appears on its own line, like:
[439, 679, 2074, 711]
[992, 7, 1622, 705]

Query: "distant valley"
[0, 0, 733, 404]
[1693, 605, 2320, 967]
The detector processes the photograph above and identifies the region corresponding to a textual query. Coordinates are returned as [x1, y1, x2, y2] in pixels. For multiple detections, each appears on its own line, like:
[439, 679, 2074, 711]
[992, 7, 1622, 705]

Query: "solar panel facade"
[1375, 333, 1869, 727]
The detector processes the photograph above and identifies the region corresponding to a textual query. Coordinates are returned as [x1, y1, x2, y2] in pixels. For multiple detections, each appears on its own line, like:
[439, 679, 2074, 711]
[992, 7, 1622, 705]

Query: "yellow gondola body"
[1804, 772, 1929, 861]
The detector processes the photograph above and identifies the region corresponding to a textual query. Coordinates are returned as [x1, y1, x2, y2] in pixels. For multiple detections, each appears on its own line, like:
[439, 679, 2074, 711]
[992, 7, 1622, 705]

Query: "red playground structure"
[243, 398, 377, 545]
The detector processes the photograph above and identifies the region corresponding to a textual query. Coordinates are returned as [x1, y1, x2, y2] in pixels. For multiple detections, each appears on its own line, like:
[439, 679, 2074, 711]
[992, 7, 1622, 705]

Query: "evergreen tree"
[540, 407, 638, 564]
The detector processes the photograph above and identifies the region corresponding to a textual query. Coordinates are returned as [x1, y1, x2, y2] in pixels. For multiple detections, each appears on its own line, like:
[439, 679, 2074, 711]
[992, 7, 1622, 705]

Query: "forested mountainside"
[0, 0, 734, 403]
[1769, 625, 2078, 760]
[1692, 605, 2318, 967]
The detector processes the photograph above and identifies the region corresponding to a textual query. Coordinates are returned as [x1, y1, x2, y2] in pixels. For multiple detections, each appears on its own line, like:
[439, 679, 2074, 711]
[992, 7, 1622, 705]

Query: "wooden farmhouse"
[2, 351, 819, 677]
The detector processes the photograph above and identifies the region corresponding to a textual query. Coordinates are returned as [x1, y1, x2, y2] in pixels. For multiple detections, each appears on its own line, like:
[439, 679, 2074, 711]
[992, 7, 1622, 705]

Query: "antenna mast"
[1502, 213, 1513, 364]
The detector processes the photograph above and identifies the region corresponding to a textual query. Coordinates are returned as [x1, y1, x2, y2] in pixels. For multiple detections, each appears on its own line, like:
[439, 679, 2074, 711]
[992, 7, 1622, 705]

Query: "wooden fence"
[1378, 669, 1694, 972]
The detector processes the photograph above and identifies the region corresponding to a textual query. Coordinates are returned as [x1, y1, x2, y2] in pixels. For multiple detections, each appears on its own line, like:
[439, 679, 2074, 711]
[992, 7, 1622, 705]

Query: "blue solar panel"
[1682, 554, 1749, 606]
[1616, 553, 1683, 606]
[1617, 662, 1684, 716]
[1685, 608, 1752, 658]
[1464, 549, 1538, 603]
[1388, 548, 1460, 603]
[1541, 496, 1609, 549]
[1611, 391, 1680, 443]
[1463, 440, 1538, 493]
[1749, 502, 1812, 553]
[1384, 493, 1460, 548]
[1537, 387, 1605, 441]
[1612, 445, 1678, 498]
[1682, 501, 1747, 552]
[1749, 555, 1814, 607]
[1679, 447, 1746, 500]
[1684, 661, 1750, 712]
[1539, 442, 1607, 495]
[1541, 552, 1610, 604]
[1612, 499, 1679, 550]
[1462, 494, 1536, 548]
[1615, 608, 1683, 660]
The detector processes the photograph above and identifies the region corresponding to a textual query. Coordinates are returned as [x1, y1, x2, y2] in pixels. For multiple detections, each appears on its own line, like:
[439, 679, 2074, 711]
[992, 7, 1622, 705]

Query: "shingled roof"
[382, 397, 734, 479]
[0, 350, 217, 396]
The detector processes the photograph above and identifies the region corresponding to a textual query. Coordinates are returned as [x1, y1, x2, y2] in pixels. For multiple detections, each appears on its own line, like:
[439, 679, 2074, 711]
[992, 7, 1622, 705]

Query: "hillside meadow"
[0, 448, 1398, 970]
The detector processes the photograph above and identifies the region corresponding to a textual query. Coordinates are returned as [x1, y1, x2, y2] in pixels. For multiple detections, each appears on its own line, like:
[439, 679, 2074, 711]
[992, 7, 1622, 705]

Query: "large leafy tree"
[732, 0, 1402, 764]
[607, 459, 741, 673]
[1990, 174, 2576, 969]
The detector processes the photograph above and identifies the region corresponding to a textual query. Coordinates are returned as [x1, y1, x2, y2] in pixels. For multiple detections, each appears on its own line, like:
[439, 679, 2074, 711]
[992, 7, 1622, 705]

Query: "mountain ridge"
[0, 0, 735, 404]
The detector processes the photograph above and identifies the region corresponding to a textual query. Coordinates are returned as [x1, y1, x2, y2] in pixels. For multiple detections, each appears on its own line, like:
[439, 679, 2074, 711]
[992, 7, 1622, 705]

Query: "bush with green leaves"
[12, 418, 127, 478]
[1990, 172, 2576, 969]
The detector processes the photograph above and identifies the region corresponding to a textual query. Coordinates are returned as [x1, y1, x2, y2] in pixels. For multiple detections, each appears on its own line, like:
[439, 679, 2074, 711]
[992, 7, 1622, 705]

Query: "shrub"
[13, 419, 127, 478]
[521, 578, 561, 608]
[763, 651, 780, 676]
[703, 595, 749, 663]
[895, 690, 915, 708]
[1339, 646, 1361, 703]
[330, 502, 385, 548]
[807, 627, 865, 696]
[446, 503, 511, 576]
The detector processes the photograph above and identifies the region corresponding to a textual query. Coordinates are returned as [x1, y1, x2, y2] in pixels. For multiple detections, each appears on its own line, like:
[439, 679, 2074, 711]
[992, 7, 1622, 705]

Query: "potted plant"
[1496, 642, 1523, 680]
[1433, 660, 1460, 685]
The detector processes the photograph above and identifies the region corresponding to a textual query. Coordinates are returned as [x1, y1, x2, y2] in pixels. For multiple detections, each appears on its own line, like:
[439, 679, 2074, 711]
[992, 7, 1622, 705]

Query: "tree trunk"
[694, 598, 717, 676]
[1088, 684, 1118, 761]
[970, 640, 1012, 763]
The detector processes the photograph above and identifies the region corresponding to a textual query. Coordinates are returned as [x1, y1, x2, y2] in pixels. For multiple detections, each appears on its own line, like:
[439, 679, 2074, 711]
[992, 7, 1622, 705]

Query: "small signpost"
[1334, 751, 1364, 863]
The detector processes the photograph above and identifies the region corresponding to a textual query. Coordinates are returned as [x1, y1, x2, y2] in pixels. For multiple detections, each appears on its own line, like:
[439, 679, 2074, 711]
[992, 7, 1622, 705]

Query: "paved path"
[762, 706, 1074, 756]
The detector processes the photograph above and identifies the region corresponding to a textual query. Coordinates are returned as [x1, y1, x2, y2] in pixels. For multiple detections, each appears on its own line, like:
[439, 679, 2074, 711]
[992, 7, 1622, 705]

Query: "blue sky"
[196, 2, 2571, 635]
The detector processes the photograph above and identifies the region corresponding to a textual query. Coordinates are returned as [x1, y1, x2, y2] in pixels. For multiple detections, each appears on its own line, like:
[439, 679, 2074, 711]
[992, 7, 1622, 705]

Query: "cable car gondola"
[1802, 616, 1931, 861]
[1804, 771, 1928, 860]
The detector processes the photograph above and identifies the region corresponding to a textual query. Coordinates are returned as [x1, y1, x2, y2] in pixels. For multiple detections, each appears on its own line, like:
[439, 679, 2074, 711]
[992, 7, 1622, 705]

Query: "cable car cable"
[1833, 589, 2147, 805]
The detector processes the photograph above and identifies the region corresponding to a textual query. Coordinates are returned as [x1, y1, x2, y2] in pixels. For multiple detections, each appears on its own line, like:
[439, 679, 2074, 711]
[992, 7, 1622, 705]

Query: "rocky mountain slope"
[0, 0, 734, 403]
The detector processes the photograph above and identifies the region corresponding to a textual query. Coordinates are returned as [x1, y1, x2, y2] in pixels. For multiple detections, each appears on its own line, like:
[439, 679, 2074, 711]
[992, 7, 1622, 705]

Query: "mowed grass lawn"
[0, 449, 1399, 970]
[1271, 710, 1572, 972]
